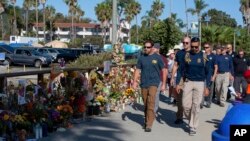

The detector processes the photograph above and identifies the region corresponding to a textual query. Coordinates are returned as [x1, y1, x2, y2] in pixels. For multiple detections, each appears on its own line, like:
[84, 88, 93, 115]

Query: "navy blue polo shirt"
[207, 53, 217, 73]
[175, 49, 186, 84]
[136, 53, 164, 88]
[216, 54, 234, 75]
[176, 51, 212, 87]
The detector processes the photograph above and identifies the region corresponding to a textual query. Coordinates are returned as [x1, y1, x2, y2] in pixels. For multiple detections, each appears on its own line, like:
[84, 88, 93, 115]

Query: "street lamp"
[40, 0, 46, 43]
[112, 0, 117, 45]
[233, 29, 240, 51]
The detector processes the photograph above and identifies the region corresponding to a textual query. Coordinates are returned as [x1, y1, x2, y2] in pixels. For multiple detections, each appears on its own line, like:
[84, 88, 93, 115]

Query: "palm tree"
[240, 0, 250, 34]
[0, 0, 7, 40]
[23, 0, 33, 36]
[95, 2, 112, 44]
[151, 0, 165, 20]
[10, 0, 17, 35]
[124, 0, 141, 43]
[41, 0, 46, 43]
[64, 0, 78, 42]
[75, 5, 84, 22]
[34, 0, 40, 38]
[187, 0, 208, 42]
[46, 5, 56, 42]
[141, 10, 155, 28]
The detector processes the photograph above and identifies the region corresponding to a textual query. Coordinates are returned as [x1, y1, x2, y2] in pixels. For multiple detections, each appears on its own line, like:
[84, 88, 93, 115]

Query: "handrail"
[0, 63, 136, 93]
[0, 63, 136, 78]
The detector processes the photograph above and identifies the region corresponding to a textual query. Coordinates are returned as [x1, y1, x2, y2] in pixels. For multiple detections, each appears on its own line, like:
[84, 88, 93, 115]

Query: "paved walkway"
[41, 94, 228, 141]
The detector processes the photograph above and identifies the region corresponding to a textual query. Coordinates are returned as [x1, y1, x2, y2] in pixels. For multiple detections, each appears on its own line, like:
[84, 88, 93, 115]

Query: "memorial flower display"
[0, 62, 138, 140]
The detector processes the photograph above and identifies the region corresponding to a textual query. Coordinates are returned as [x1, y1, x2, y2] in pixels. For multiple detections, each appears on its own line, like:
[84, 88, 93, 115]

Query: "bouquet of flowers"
[56, 102, 73, 122]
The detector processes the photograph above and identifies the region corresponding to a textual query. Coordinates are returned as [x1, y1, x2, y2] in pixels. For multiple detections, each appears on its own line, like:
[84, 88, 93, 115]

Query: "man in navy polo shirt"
[133, 40, 166, 132]
[215, 46, 234, 107]
[171, 36, 191, 125]
[176, 37, 212, 136]
[203, 43, 218, 108]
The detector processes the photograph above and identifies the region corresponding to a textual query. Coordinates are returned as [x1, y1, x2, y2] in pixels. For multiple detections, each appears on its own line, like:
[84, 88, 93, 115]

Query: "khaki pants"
[141, 86, 158, 128]
[176, 78, 184, 120]
[215, 73, 230, 105]
[182, 80, 204, 129]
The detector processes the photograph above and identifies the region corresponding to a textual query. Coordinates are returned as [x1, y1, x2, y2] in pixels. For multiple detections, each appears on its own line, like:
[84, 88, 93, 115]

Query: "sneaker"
[206, 104, 211, 108]
[189, 128, 196, 136]
[174, 119, 183, 124]
[145, 128, 151, 132]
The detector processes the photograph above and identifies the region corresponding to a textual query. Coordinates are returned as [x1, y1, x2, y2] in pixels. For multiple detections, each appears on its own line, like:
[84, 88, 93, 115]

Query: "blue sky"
[16, 0, 243, 26]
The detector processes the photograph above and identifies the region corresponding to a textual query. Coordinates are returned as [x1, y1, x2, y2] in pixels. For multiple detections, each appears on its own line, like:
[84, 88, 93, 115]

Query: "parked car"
[52, 48, 78, 62]
[35, 48, 59, 62]
[5, 48, 52, 67]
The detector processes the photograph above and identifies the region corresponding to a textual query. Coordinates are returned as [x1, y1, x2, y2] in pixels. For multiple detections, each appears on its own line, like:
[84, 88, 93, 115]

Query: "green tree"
[151, 0, 165, 20]
[0, 0, 8, 40]
[75, 5, 84, 22]
[132, 18, 182, 54]
[95, 2, 112, 44]
[124, 0, 141, 43]
[240, 0, 250, 34]
[45, 5, 56, 42]
[23, 0, 35, 35]
[64, 0, 78, 41]
[202, 9, 237, 27]
[187, 0, 208, 40]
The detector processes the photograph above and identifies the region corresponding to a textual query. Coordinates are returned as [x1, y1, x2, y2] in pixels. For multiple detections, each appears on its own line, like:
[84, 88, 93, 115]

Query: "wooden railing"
[0, 64, 135, 93]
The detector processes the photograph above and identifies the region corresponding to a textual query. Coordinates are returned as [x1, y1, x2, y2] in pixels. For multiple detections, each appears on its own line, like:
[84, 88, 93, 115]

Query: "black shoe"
[206, 104, 211, 108]
[145, 128, 151, 132]
[200, 104, 203, 109]
[142, 124, 146, 129]
[189, 128, 197, 136]
[174, 119, 183, 124]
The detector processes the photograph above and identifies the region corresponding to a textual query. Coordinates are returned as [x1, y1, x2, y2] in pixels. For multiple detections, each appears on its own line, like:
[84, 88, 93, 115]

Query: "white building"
[21, 22, 129, 43]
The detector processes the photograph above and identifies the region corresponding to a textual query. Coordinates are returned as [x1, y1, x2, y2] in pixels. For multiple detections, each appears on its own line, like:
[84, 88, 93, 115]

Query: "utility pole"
[233, 30, 236, 52]
[185, 0, 189, 36]
[41, 0, 46, 43]
[11, 0, 17, 35]
[112, 0, 117, 45]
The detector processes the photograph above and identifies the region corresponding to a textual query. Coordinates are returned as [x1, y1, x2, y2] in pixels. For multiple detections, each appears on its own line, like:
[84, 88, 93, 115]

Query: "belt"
[218, 72, 229, 74]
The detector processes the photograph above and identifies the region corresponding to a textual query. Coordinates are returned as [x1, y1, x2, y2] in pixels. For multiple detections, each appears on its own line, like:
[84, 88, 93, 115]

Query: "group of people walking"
[132, 36, 250, 135]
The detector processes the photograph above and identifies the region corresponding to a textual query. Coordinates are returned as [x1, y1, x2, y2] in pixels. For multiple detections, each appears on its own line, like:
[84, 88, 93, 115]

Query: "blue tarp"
[9, 43, 31, 48]
[103, 43, 142, 54]
[0, 43, 15, 53]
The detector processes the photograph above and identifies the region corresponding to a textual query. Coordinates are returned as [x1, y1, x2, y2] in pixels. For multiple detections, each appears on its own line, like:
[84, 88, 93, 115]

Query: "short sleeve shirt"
[136, 53, 164, 88]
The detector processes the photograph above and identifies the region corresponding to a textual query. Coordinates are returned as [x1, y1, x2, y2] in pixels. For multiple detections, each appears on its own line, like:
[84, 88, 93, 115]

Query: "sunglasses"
[144, 46, 152, 49]
[191, 46, 199, 49]
[183, 42, 189, 45]
[204, 46, 210, 49]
